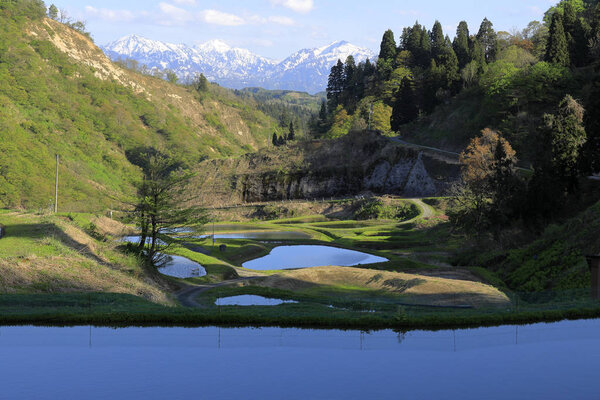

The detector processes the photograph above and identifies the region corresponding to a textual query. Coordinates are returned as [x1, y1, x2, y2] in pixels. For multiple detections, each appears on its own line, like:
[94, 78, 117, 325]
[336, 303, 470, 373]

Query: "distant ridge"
[102, 36, 376, 94]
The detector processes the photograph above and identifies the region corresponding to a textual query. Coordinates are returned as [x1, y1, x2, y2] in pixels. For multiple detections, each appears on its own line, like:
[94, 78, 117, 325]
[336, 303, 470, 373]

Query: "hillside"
[0, 6, 279, 211]
[190, 130, 460, 206]
[0, 211, 171, 303]
[457, 200, 600, 293]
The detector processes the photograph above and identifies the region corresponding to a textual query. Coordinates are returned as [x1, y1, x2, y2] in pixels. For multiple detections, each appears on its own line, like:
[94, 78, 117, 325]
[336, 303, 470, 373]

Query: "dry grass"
[257, 266, 510, 308]
[0, 213, 172, 305]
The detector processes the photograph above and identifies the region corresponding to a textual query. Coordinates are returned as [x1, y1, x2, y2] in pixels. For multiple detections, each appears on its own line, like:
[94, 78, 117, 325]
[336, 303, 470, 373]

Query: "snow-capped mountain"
[102, 35, 376, 93]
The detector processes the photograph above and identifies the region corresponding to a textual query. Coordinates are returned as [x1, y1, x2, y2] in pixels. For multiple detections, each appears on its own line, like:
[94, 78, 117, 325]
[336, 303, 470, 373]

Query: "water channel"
[0, 319, 599, 399]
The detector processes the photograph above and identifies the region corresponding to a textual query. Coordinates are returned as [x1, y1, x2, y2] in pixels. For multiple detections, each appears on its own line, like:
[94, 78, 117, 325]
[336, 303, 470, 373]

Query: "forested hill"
[315, 0, 600, 169]
[0, 1, 279, 211]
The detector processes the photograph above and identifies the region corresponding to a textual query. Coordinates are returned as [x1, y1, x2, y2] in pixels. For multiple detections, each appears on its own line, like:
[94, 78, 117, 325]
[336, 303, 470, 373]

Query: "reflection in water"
[0, 320, 600, 399]
[118, 236, 168, 246]
[215, 295, 298, 306]
[195, 231, 311, 240]
[1, 319, 600, 399]
[242, 245, 389, 270]
[157, 254, 206, 278]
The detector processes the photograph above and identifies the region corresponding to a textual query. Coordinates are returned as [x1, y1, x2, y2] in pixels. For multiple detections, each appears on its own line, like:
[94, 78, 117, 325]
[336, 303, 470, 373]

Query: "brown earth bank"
[234, 266, 510, 308]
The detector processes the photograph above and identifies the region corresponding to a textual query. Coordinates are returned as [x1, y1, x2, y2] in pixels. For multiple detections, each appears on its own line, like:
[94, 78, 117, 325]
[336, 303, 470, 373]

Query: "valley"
[0, 0, 599, 334]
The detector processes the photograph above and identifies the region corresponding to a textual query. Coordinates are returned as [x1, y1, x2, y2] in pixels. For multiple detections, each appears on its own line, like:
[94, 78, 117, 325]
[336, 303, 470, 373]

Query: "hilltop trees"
[391, 77, 418, 130]
[48, 4, 58, 19]
[453, 21, 471, 68]
[545, 12, 570, 66]
[526, 95, 587, 219]
[449, 129, 519, 233]
[325, 17, 504, 135]
[476, 18, 498, 63]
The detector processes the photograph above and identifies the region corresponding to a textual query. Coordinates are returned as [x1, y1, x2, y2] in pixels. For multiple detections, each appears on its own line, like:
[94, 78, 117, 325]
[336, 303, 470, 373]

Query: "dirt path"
[409, 198, 435, 219]
[176, 276, 264, 307]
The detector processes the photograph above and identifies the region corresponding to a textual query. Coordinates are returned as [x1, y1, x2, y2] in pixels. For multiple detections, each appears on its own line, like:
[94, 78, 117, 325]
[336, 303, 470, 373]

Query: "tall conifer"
[545, 12, 570, 66]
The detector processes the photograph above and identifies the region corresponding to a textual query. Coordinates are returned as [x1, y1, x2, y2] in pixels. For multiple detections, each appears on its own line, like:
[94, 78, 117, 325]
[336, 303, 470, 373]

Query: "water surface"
[242, 245, 388, 270]
[157, 254, 206, 278]
[118, 236, 168, 246]
[1, 319, 599, 399]
[197, 231, 311, 240]
[215, 295, 298, 306]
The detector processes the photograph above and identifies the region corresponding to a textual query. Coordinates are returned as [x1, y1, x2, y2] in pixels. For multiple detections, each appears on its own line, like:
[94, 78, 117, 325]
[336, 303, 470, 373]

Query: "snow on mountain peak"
[102, 35, 376, 93]
[195, 39, 231, 53]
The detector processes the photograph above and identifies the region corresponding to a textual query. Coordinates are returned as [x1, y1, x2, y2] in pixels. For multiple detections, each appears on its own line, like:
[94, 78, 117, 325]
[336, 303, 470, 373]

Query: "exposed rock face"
[193, 131, 460, 206]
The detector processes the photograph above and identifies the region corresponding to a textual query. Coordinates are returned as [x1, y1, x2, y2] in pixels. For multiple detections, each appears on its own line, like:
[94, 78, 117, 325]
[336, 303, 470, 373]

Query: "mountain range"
[102, 35, 376, 94]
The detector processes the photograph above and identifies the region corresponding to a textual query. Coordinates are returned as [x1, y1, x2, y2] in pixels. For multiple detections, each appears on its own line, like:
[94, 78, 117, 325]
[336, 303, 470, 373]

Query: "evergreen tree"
[563, 1, 577, 35]
[419, 26, 432, 67]
[430, 21, 446, 59]
[327, 60, 345, 111]
[437, 43, 461, 94]
[582, 82, 600, 173]
[342, 55, 357, 110]
[571, 17, 591, 66]
[48, 4, 58, 19]
[470, 39, 486, 69]
[193, 73, 209, 92]
[272, 132, 278, 146]
[288, 121, 295, 141]
[277, 135, 285, 146]
[488, 139, 522, 228]
[476, 18, 498, 62]
[453, 21, 471, 68]
[545, 12, 570, 66]
[378, 29, 397, 61]
[390, 77, 419, 131]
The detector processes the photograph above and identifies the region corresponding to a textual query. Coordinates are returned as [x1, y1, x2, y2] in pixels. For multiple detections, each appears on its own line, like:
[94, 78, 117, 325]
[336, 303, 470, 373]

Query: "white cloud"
[268, 16, 295, 26]
[270, 0, 314, 14]
[172, 0, 196, 5]
[202, 9, 245, 26]
[158, 2, 194, 25]
[84, 6, 135, 22]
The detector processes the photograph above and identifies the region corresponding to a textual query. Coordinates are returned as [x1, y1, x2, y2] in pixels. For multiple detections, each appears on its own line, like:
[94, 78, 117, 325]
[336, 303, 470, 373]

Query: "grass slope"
[0, 13, 278, 211]
[0, 212, 171, 304]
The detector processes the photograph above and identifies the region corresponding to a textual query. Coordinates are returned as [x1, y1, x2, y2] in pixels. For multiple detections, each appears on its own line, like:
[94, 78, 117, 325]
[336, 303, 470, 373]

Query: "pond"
[215, 295, 298, 306]
[118, 236, 168, 246]
[157, 254, 206, 278]
[1, 319, 599, 399]
[197, 231, 311, 240]
[242, 245, 388, 270]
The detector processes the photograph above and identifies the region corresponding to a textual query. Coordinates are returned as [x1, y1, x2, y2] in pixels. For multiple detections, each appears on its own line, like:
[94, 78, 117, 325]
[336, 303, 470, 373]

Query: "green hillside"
[0, 2, 278, 211]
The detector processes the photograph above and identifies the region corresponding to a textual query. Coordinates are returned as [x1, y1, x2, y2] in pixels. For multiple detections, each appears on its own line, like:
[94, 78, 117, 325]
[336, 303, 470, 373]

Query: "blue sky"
[55, 0, 557, 59]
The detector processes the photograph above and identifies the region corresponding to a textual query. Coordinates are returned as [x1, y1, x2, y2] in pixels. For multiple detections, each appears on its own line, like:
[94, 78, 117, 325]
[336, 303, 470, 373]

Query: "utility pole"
[54, 154, 59, 213]
[368, 103, 373, 130]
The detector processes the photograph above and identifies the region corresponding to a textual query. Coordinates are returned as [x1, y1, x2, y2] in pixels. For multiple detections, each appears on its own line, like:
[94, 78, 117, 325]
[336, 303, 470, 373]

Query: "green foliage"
[165, 70, 178, 84]
[495, 201, 600, 292]
[378, 29, 397, 62]
[0, 0, 46, 19]
[391, 77, 418, 131]
[193, 73, 209, 93]
[48, 4, 58, 19]
[0, 14, 277, 211]
[354, 199, 418, 221]
[453, 21, 471, 68]
[546, 12, 570, 66]
[476, 18, 498, 63]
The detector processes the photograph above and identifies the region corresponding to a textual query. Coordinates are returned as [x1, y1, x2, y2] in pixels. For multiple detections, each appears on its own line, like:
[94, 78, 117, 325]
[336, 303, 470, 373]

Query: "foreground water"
[216, 295, 298, 306]
[1, 319, 599, 399]
[242, 245, 388, 270]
